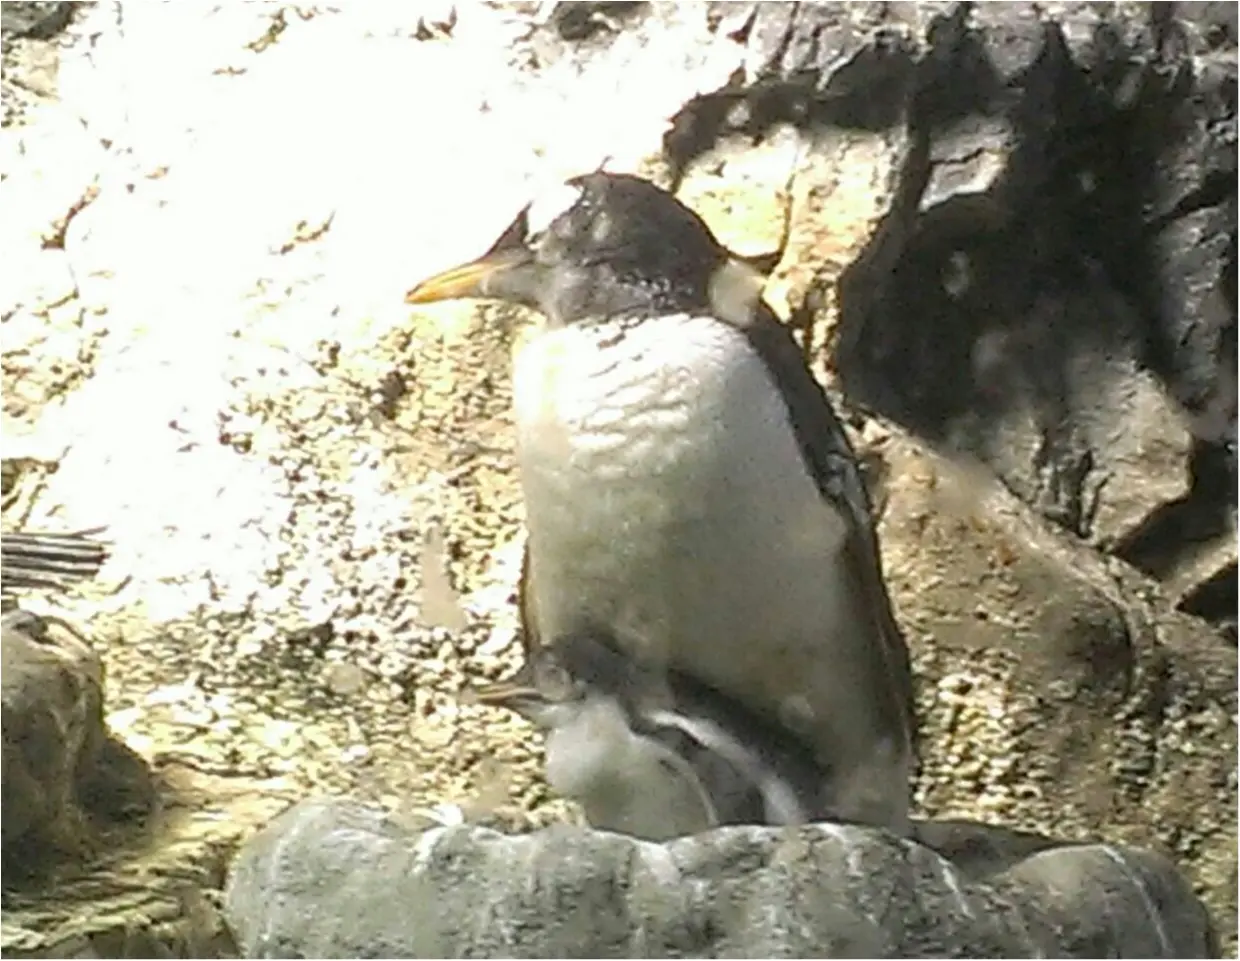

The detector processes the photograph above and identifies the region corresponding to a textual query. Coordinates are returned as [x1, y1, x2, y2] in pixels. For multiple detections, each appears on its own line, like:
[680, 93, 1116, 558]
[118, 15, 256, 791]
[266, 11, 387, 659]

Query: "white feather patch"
[525, 179, 585, 237]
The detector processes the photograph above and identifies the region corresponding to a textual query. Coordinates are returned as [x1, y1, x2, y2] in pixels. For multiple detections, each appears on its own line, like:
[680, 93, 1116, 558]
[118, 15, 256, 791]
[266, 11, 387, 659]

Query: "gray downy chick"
[471, 631, 830, 842]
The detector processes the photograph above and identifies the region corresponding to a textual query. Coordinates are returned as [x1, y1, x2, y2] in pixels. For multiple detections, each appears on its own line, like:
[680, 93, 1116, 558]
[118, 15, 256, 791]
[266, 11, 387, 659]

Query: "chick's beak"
[464, 676, 553, 724]
[405, 247, 534, 305]
[468, 678, 538, 708]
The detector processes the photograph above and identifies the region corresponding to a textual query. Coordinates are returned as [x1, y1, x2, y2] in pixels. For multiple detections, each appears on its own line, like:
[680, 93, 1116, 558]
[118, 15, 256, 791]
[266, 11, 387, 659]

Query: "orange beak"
[405, 248, 532, 305]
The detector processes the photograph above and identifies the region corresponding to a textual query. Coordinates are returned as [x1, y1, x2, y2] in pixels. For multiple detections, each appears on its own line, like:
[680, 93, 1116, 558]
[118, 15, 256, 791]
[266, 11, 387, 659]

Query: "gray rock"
[225, 797, 1216, 959]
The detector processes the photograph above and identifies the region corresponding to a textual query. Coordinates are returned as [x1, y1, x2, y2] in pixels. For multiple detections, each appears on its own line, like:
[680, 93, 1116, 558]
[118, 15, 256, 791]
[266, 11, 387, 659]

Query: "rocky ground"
[1, 2, 1235, 957]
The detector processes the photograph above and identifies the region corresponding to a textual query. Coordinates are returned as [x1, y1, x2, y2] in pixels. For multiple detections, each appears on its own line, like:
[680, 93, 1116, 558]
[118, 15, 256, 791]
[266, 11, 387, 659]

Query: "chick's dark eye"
[535, 655, 576, 700]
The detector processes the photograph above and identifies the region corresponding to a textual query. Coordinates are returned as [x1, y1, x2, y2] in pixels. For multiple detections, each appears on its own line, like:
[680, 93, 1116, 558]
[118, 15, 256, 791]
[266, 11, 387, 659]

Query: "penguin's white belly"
[513, 314, 853, 749]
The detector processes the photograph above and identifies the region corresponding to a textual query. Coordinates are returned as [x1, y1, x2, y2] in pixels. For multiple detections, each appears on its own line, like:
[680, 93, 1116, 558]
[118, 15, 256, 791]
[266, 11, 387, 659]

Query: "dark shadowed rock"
[224, 797, 1216, 959]
[1, 609, 156, 884]
[842, 4, 1235, 614]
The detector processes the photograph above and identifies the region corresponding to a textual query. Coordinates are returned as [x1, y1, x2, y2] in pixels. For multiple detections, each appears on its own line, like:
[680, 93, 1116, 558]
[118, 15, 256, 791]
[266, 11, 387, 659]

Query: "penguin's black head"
[406, 172, 738, 325]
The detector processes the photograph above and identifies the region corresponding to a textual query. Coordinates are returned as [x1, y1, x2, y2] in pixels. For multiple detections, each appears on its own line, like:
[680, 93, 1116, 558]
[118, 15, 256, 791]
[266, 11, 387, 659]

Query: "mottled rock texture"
[0, 1, 1233, 957]
[1, 608, 155, 880]
[224, 797, 1217, 959]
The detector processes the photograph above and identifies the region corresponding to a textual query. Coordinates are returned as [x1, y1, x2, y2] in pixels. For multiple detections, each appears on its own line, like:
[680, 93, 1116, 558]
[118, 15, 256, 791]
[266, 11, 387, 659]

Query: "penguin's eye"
[538, 660, 577, 702]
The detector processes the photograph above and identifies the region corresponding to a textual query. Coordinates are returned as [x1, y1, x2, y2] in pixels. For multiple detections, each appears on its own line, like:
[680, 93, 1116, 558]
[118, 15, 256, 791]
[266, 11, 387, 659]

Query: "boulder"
[1, 608, 155, 881]
[224, 796, 1217, 959]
